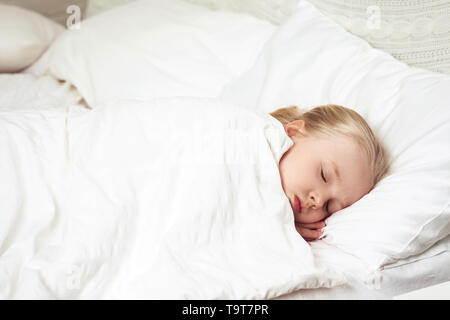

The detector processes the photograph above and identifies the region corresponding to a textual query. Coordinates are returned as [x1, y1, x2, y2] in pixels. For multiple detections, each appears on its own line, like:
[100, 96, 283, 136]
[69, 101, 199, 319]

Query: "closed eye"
[321, 167, 327, 183]
[324, 200, 330, 214]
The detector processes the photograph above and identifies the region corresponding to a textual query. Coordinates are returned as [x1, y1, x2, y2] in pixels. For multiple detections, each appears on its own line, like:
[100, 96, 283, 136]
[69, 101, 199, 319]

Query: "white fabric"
[221, 0, 450, 270]
[183, 0, 450, 75]
[0, 73, 84, 111]
[85, 0, 136, 17]
[0, 96, 345, 299]
[26, 0, 275, 108]
[183, 0, 299, 25]
[0, 4, 64, 73]
[279, 239, 450, 299]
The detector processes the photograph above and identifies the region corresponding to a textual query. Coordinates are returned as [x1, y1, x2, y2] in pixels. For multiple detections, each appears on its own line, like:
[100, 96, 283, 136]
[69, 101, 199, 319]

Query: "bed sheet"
[277, 239, 450, 299]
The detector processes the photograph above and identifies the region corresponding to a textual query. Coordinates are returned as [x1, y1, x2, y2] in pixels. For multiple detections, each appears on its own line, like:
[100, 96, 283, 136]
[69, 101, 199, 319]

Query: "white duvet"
[0, 96, 345, 299]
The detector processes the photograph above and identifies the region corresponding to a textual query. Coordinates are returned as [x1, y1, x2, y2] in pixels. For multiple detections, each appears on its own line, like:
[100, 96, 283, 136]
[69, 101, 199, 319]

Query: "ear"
[284, 120, 306, 138]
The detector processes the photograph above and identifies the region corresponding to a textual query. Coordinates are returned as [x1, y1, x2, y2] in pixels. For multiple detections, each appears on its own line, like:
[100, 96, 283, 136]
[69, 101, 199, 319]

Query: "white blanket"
[0, 73, 84, 112]
[0, 96, 345, 299]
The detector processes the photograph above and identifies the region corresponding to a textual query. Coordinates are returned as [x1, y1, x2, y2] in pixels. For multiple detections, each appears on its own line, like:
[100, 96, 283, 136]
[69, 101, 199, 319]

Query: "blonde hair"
[271, 105, 389, 188]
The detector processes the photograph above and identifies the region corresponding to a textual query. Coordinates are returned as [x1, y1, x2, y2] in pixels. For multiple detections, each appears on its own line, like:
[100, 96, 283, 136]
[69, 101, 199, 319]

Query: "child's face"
[279, 120, 373, 224]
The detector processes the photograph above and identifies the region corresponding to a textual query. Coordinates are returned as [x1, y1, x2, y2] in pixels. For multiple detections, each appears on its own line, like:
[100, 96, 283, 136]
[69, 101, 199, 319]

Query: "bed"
[1, 0, 449, 299]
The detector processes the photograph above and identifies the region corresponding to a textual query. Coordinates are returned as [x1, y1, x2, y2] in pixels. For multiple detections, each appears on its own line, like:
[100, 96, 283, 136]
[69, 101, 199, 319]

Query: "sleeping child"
[1, 97, 390, 298]
[271, 105, 389, 242]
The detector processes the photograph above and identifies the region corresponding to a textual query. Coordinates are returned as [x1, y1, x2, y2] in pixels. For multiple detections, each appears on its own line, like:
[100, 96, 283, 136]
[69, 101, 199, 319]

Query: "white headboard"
[0, 0, 87, 25]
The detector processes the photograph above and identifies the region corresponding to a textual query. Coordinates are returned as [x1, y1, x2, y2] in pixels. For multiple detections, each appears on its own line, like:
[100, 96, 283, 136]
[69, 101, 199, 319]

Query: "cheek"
[279, 158, 300, 191]
[280, 150, 316, 195]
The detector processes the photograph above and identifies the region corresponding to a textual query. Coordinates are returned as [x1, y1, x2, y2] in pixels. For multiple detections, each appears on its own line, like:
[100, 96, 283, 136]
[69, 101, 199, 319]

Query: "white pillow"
[26, 0, 275, 108]
[221, 0, 450, 270]
[0, 4, 64, 73]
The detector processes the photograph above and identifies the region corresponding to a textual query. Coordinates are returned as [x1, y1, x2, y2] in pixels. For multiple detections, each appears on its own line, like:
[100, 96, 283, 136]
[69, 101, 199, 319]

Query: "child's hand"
[295, 221, 326, 242]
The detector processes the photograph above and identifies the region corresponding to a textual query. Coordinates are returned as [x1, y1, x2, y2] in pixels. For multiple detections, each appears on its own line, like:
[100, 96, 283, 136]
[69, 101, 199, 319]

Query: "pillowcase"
[221, 0, 450, 270]
[26, 0, 275, 108]
[0, 4, 64, 73]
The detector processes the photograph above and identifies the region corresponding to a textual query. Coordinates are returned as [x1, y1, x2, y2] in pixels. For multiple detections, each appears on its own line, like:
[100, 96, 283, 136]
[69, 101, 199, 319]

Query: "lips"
[293, 195, 302, 213]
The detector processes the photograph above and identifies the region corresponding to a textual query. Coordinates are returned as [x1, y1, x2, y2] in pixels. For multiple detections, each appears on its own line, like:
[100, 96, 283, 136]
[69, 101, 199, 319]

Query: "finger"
[295, 225, 323, 240]
[296, 221, 326, 229]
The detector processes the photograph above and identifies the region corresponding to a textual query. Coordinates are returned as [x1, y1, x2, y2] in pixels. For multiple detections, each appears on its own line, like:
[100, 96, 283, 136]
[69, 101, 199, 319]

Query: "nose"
[308, 191, 323, 210]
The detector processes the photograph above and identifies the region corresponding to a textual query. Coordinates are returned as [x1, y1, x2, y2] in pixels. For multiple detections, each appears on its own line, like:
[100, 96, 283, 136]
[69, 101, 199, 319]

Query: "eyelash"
[321, 167, 327, 183]
[321, 167, 330, 213]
